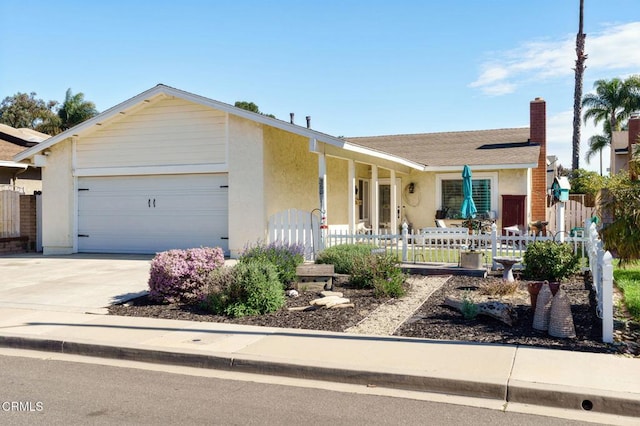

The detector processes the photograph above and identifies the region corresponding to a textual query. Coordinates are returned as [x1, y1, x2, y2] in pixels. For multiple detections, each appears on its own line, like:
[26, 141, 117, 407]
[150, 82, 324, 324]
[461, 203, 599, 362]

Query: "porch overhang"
[422, 162, 537, 172]
[0, 160, 29, 170]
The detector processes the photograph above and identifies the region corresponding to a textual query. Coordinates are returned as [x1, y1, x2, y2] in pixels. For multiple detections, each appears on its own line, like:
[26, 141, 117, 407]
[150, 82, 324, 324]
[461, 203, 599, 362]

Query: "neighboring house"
[14, 85, 547, 256]
[610, 114, 640, 175]
[0, 123, 46, 194]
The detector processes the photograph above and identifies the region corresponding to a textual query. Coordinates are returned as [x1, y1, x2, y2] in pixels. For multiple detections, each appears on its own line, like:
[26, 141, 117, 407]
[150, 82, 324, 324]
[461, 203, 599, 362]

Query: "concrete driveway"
[0, 253, 152, 313]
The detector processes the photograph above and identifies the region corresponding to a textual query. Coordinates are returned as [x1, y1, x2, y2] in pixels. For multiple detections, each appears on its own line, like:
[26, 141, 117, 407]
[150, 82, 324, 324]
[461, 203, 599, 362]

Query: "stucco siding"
[403, 170, 436, 230]
[263, 127, 317, 218]
[498, 169, 527, 195]
[41, 139, 74, 254]
[76, 98, 227, 169]
[327, 157, 348, 224]
[227, 115, 264, 258]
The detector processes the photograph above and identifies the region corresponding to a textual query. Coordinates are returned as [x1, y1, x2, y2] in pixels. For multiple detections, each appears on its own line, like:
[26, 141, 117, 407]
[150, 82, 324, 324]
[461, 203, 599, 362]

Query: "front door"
[501, 194, 526, 234]
[379, 179, 402, 231]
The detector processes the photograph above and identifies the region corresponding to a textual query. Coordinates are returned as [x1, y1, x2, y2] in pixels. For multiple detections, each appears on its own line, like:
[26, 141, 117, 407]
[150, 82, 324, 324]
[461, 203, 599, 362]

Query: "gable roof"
[13, 84, 423, 170]
[12, 84, 541, 172]
[346, 128, 539, 170]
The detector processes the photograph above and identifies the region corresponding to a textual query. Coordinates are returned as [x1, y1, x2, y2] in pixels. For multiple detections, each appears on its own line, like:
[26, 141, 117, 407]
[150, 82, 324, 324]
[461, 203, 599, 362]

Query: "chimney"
[629, 114, 640, 179]
[530, 97, 547, 222]
[306, 116, 311, 129]
[290, 112, 295, 124]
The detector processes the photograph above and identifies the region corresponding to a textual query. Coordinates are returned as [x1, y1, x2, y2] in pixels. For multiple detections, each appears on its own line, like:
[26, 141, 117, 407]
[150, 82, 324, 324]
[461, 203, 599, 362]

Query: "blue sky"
[2, 0, 639, 173]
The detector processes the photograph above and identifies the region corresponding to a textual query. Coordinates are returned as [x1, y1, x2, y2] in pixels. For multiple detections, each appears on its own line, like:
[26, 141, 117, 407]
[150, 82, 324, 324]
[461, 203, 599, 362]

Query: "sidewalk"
[0, 307, 638, 422]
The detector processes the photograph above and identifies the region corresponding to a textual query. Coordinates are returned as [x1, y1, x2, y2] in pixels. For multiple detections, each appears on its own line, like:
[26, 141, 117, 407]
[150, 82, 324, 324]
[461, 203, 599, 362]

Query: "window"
[357, 179, 369, 221]
[436, 172, 497, 219]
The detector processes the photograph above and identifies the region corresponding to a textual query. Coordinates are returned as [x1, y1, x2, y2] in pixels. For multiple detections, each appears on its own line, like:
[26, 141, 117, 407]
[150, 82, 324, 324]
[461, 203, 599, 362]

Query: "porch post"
[348, 159, 356, 233]
[310, 137, 328, 248]
[318, 151, 327, 232]
[390, 169, 397, 233]
[371, 164, 379, 233]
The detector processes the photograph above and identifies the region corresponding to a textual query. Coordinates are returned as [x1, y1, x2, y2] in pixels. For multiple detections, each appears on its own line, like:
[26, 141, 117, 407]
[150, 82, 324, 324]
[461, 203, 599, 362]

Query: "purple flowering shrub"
[148, 247, 225, 303]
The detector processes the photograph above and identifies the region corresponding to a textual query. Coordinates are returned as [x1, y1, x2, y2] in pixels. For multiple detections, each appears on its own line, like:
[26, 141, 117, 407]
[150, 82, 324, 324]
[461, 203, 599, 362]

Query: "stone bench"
[295, 264, 335, 291]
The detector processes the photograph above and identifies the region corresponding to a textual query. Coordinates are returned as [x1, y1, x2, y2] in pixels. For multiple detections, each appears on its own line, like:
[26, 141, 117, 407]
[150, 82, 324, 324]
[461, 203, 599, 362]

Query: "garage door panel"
[78, 174, 228, 254]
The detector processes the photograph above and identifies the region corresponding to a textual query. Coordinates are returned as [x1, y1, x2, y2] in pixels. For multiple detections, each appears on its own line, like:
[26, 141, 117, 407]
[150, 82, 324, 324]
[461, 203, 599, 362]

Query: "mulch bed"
[109, 277, 389, 333]
[395, 273, 615, 354]
[108, 272, 635, 356]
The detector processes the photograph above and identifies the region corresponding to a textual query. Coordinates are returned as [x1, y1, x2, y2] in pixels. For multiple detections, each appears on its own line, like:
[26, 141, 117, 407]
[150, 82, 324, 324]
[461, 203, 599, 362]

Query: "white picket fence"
[325, 223, 585, 266]
[583, 219, 614, 343]
[267, 208, 320, 260]
[0, 186, 22, 238]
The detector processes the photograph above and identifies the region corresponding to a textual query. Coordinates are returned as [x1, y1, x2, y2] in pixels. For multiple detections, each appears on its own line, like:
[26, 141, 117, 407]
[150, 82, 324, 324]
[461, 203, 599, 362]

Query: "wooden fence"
[0, 187, 21, 238]
[546, 199, 596, 235]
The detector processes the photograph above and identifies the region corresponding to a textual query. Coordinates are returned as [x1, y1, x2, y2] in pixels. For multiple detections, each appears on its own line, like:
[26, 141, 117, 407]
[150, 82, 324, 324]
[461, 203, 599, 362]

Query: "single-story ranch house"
[14, 84, 548, 257]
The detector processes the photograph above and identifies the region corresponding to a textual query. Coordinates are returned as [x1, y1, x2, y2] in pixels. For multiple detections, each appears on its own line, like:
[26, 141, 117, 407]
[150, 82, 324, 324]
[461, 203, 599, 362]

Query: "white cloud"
[547, 110, 607, 173]
[587, 22, 640, 70]
[470, 22, 640, 96]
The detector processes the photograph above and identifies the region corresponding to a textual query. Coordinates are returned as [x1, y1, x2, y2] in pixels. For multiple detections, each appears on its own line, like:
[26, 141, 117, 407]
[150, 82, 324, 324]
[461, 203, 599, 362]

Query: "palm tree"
[57, 88, 98, 131]
[582, 78, 632, 132]
[571, 0, 587, 171]
[582, 76, 640, 174]
[585, 130, 610, 176]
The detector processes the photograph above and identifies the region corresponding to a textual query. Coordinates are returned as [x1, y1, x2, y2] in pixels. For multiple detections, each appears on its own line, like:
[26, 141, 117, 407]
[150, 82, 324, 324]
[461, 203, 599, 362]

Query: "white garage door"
[78, 174, 228, 254]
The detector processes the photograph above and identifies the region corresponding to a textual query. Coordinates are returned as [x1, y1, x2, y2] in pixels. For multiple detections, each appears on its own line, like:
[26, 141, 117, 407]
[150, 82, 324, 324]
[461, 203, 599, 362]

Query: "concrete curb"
[0, 335, 505, 400]
[507, 379, 640, 418]
[2, 334, 639, 419]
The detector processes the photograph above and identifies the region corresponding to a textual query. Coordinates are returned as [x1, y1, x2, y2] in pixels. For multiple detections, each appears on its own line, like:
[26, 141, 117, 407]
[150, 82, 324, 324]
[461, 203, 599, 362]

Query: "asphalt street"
[0, 352, 587, 426]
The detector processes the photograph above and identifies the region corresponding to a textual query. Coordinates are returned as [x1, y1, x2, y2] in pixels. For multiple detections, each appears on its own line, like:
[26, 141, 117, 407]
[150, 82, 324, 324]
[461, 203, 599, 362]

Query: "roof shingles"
[346, 127, 539, 167]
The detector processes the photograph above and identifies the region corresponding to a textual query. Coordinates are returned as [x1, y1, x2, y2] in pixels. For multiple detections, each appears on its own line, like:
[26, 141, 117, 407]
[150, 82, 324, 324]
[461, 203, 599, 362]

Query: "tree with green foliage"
[568, 168, 606, 198]
[0, 92, 58, 130]
[57, 88, 98, 131]
[583, 76, 640, 133]
[0, 89, 98, 136]
[585, 121, 611, 176]
[582, 76, 640, 170]
[600, 171, 640, 265]
[234, 101, 275, 118]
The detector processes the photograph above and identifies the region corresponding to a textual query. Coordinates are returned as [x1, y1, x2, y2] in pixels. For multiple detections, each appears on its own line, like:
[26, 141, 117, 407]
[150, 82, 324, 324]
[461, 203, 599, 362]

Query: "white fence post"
[491, 223, 498, 270]
[601, 251, 614, 343]
[401, 222, 408, 262]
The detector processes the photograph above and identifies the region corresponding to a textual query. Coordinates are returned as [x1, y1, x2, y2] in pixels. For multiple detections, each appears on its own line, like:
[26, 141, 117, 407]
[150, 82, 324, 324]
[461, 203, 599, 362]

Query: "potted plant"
[522, 241, 581, 310]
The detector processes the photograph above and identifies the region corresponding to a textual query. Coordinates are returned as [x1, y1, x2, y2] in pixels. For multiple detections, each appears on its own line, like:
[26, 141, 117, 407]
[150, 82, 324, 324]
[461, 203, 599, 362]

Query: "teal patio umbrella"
[460, 165, 477, 223]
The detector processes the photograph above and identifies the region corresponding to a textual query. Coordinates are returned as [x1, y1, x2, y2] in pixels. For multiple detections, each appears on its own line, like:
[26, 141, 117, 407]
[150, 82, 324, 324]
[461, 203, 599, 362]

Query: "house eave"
[422, 162, 537, 172]
[0, 160, 29, 170]
[340, 142, 425, 170]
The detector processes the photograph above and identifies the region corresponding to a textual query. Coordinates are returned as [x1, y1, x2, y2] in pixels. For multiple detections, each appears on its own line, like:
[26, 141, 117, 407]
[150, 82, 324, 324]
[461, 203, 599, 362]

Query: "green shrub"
[202, 260, 285, 317]
[240, 241, 305, 286]
[352, 252, 406, 297]
[201, 266, 238, 314]
[373, 271, 406, 298]
[523, 241, 580, 282]
[315, 244, 377, 274]
[461, 291, 479, 320]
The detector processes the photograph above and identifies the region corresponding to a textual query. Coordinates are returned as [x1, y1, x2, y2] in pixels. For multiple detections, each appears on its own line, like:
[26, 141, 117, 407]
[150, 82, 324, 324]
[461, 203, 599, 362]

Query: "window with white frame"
[436, 172, 497, 219]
